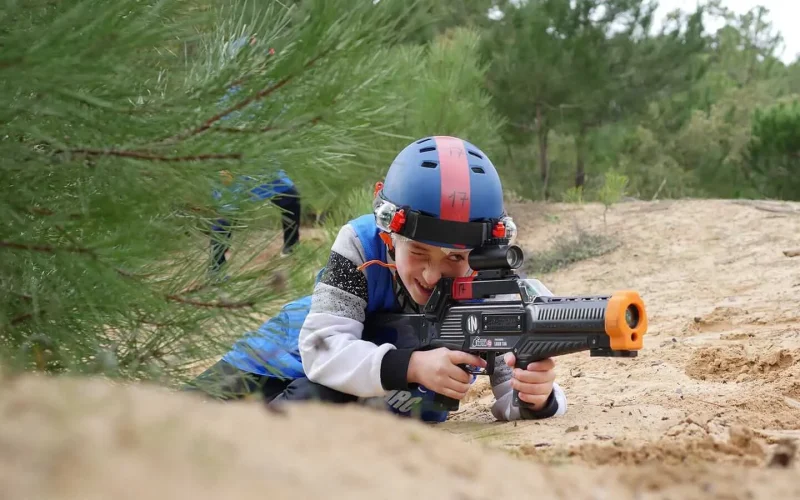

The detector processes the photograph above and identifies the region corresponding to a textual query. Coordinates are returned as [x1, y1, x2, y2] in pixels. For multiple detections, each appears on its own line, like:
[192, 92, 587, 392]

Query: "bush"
[523, 227, 620, 275]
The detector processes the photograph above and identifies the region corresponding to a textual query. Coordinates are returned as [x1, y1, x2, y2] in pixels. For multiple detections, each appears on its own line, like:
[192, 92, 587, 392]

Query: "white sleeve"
[297, 224, 399, 398]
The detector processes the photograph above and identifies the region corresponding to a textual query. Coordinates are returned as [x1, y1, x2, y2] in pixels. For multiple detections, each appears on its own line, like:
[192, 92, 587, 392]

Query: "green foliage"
[597, 171, 628, 206]
[523, 226, 620, 275]
[0, 0, 417, 380]
[561, 186, 584, 204]
[597, 170, 628, 225]
[320, 183, 376, 241]
[747, 100, 800, 199]
[476, 1, 800, 204]
[294, 25, 507, 219]
[481, 0, 708, 196]
[1, 0, 509, 384]
[391, 27, 504, 153]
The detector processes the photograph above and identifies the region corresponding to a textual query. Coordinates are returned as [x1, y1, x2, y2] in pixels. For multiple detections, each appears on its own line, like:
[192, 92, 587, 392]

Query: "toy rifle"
[365, 241, 648, 412]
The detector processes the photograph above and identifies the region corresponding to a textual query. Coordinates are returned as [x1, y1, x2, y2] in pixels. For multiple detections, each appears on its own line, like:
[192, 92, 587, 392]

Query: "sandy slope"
[444, 199, 800, 467]
[2, 199, 800, 500]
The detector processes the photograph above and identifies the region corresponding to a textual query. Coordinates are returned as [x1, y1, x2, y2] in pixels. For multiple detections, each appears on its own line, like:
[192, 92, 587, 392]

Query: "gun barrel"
[527, 290, 646, 351]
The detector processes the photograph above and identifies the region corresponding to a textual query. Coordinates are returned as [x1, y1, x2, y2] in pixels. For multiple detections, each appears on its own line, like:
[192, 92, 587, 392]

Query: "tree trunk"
[535, 103, 550, 200]
[575, 122, 587, 189]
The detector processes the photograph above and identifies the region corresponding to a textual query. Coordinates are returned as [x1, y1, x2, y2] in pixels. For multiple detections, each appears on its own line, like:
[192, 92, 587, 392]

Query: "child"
[188, 136, 567, 422]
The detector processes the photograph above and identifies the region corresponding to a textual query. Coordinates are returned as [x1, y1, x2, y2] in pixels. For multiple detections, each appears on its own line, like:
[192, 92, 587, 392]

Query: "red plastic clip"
[492, 221, 506, 238]
[389, 209, 406, 232]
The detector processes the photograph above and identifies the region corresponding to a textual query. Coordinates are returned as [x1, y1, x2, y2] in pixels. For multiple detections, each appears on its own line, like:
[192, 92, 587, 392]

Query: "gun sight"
[468, 244, 524, 271]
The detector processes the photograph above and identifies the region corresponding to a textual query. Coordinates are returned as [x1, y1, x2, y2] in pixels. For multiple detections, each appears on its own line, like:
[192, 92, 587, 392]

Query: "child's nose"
[423, 265, 441, 285]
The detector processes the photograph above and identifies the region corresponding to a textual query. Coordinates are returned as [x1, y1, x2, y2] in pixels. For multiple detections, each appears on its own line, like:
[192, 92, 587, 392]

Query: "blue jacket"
[221, 214, 456, 422]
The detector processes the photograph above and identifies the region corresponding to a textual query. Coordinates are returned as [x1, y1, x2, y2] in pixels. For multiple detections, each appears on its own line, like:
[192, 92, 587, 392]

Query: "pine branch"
[164, 294, 255, 309]
[11, 313, 34, 326]
[7, 203, 83, 220]
[216, 115, 323, 133]
[62, 149, 242, 162]
[0, 240, 94, 255]
[158, 49, 331, 144]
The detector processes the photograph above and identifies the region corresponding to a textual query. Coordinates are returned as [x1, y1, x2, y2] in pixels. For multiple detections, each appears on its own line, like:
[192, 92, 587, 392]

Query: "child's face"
[393, 238, 472, 305]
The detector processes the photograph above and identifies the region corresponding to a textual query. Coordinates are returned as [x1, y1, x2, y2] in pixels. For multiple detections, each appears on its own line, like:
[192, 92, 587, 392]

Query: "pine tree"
[0, 0, 431, 384]
[2, 0, 506, 388]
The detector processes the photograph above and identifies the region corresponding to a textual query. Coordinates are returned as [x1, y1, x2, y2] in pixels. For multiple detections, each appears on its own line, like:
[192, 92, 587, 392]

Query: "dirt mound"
[522, 425, 767, 467]
[1, 373, 800, 500]
[685, 345, 798, 382]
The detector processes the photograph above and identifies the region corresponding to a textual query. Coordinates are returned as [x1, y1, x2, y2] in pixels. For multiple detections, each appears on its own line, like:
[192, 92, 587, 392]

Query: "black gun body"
[367, 294, 640, 412]
[428, 297, 635, 362]
[362, 241, 646, 414]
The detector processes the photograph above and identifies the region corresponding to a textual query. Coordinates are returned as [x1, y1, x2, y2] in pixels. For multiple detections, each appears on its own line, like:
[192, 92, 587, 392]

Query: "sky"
[652, 0, 799, 63]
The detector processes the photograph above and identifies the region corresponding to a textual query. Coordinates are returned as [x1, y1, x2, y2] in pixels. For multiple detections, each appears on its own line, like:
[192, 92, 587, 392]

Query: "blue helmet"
[373, 136, 514, 249]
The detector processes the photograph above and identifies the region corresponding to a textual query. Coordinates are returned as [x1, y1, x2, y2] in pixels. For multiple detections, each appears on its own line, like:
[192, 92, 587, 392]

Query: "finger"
[526, 358, 555, 371]
[512, 380, 553, 396]
[513, 368, 556, 384]
[504, 352, 515, 367]
[448, 350, 487, 368]
[439, 385, 470, 401]
[518, 392, 550, 408]
[445, 363, 472, 384]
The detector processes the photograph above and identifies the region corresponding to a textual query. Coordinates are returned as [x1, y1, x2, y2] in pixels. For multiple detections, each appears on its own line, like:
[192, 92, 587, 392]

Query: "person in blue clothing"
[210, 169, 301, 274]
[187, 136, 567, 423]
[208, 35, 301, 273]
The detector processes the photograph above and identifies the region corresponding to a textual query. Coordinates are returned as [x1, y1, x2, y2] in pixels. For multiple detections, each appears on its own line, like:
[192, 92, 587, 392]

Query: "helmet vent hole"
[468, 150, 484, 159]
[471, 167, 485, 174]
[416, 138, 433, 144]
[421, 161, 438, 168]
[419, 146, 436, 153]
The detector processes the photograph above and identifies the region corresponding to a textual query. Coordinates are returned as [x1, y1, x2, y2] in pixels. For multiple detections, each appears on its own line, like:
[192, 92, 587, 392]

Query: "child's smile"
[414, 279, 435, 300]
[393, 238, 471, 305]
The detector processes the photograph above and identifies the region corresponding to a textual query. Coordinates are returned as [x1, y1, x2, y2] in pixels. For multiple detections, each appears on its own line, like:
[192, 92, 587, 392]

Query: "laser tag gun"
[365, 241, 648, 412]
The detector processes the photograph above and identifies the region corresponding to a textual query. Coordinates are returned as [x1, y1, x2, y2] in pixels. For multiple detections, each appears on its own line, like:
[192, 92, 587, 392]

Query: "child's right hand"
[407, 348, 487, 400]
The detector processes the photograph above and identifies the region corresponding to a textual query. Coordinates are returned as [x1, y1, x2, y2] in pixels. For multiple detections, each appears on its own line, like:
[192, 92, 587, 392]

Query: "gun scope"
[468, 244, 524, 271]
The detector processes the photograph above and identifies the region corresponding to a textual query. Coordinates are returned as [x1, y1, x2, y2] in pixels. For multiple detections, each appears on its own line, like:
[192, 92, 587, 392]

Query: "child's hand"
[407, 348, 486, 400]
[504, 353, 556, 411]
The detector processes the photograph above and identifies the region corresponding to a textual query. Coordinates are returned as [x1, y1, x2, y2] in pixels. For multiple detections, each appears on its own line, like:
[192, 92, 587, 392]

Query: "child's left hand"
[504, 353, 556, 411]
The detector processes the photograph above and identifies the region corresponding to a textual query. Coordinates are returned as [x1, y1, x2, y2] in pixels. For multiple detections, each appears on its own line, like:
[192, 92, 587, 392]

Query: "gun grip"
[511, 353, 534, 408]
[431, 392, 460, 412]
[431, 364, 472, 412]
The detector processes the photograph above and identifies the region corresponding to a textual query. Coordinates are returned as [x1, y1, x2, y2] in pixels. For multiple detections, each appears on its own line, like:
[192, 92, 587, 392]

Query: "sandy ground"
[2, 198, 800, 499]
[442, 198, 800, 467]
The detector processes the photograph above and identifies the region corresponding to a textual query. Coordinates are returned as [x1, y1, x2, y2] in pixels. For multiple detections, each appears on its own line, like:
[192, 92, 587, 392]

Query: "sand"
[2, 198, 800, 499]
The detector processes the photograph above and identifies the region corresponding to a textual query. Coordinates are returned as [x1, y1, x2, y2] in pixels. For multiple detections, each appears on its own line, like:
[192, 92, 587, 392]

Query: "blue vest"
[221, 213, 455, 422]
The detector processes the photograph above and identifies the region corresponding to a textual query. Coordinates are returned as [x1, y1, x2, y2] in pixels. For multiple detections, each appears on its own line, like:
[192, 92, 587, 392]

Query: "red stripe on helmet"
[434, 136, 471, 222]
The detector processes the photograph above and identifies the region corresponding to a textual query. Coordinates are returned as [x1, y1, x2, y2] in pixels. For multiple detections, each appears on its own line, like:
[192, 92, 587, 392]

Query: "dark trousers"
[209, 188, 301, 274]
[183, 359, 357, 406]
[272, 189, 301, 254]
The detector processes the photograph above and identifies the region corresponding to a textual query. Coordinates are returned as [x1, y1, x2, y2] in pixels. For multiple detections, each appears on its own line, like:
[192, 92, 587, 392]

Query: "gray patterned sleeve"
[297, 223, 411, 397]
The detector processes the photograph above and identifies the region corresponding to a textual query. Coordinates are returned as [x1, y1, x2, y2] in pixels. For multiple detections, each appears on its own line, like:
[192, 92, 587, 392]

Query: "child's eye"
[448, 254, 465, 262]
